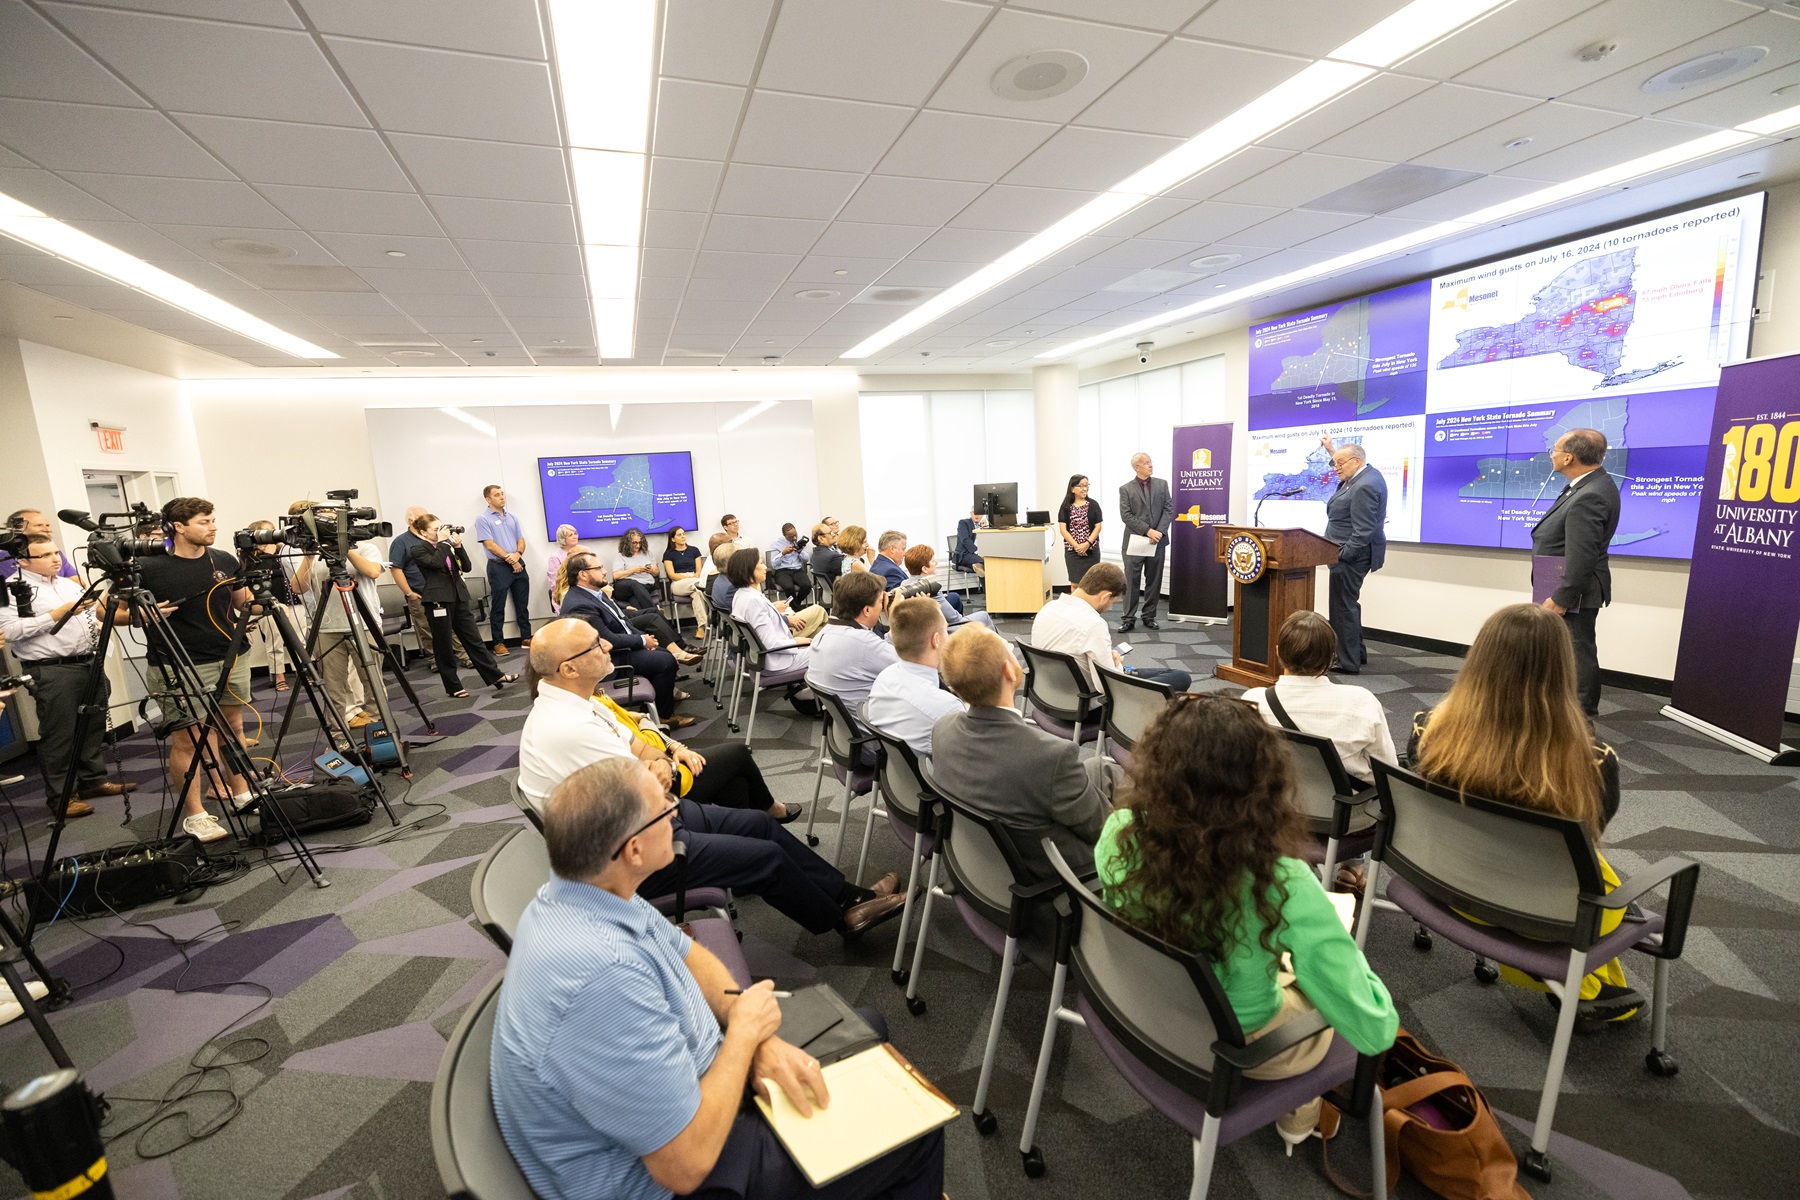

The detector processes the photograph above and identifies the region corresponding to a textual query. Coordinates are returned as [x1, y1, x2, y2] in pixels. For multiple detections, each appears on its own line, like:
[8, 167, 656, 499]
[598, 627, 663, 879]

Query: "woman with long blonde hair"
[1410, 603, 1629, 1020]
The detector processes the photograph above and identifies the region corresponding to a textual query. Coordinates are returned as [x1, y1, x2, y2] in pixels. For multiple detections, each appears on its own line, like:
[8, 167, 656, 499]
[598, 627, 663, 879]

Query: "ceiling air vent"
[991, 50, 1089, 101]
[857, 286, 940, 305]
[209, 237, 296, 259]
[1302, 165, 1481, 215]
[1642, 46, 1768, 93]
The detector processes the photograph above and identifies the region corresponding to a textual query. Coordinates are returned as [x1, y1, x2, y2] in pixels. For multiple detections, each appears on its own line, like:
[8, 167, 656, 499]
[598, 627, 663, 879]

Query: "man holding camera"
[0, 535, 134, 819]
[766, 522, 810, 605]
[289, 501, 388, 730]
[477, 484, 532, 656]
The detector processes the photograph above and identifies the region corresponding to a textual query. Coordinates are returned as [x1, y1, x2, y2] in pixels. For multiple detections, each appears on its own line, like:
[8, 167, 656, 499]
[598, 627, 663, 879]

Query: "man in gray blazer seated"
[929, 626, 1122, 883]
[1117, 451, 1173, 631]
[1531, 427, 1620, 718]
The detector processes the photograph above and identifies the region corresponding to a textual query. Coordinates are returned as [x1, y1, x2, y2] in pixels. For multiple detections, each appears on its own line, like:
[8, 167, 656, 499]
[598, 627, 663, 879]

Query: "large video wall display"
[1245, 194, 1766, 559]
[538, 451, 700, 540]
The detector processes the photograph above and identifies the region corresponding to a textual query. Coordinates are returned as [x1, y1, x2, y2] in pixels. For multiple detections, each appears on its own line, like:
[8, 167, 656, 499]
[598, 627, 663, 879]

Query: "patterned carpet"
[0, 610, 1797, 1200]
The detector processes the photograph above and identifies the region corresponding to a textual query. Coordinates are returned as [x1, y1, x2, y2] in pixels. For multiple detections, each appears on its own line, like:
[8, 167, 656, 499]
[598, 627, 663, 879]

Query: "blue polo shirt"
[475, 507, 524, 563]
[492, 879, 720, 1200]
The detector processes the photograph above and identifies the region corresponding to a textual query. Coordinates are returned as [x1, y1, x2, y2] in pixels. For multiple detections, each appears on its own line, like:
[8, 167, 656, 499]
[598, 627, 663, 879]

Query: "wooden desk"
[976, 526, 1052, 615]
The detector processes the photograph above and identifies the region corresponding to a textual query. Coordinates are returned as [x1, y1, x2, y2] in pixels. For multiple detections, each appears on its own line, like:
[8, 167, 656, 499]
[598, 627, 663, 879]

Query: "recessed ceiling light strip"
[0, 191, 337, 359]
[547, 0, 657, 362]
[841, 0, 1515, 360]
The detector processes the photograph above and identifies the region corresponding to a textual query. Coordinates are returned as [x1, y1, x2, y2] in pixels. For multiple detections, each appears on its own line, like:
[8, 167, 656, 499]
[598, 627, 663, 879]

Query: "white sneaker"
[182, 812, 230, 843]
[230, 791, 258, 812]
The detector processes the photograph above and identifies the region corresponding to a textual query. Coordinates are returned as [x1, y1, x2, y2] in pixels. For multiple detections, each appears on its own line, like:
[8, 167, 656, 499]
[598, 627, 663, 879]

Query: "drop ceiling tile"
[691, 250, 801, 281]
[1659, 57, 1800, 128]
[640, 247, 696, 277]
[429, 195, 575, 244]
[639, 297, 680, 318]
[274, 290, 406, 317]
[639, 276, 685, 300]
[789, 256, 894, 285]
[877, 259, 984, 288]
[1013, 0, 1208, 31]
[1566, 11, 1800, 118]
[508, 316, 597, 335]
[928, 8, 1164, 123]
[0, 99, 229, 177]
[27, 281, 164, 311]
[1395, 0, 1608, 82]
[876, 110, 1059, 183]
[759, 0, 989, 106]
[1379, 173, 1552, 221]
[810, 221, 934, 258]
[434, 331, 522, 347]
[702, 213, 826, 255]
[350, 266, 483, 293]
[682, 275, 781, 302]
[838, 175, 985, 226]
[0, 168, 127, 219]
[60, 172, 295, 225]
[297, 0, 545, 58]
[649, 157, 724, 213]
[1296, 214, 1442, 254]
[0, 1, 145, 107]
[1258, 73, 1435, 153]
[324, 38, 559, 144]
[1078, 237, 1200, 270]
[1012, 128, 1190, 196]
[734, 91, 912, 172]
[456, 238, 581, 274]
[909, 226, 1022, 262]
[1212, 153, 1393, 210]
[44, 4, 366, 125]
[390, 293, 502, 319]
[388, 133, 570, 203]
[151, 222, 336, 263]
[1314, 84, 1539, 163]
[758, 300, 849, 321]
[475, 270, 587, 298]
[1493, 117, 1719, 182]
[1412, 101, 1634, 175]
[148, 257, 290, 290]
[1087, 195, 1189, 240]
[1140, 199, 1286, 243]
[177, 114, 411, 190]
[407, 316, 512, 333]
[314, 231, 467, 269]
[660, 0, 773, 85]
[945, 184, 1096, 233]
[645, 209, 707, 250]
[257, 183, 444, 236]
[652, 80, 746, 161]
[714, 164, 861, 220]
[1190, 0, 1416, 55]
[1078, 39, 1309, 139]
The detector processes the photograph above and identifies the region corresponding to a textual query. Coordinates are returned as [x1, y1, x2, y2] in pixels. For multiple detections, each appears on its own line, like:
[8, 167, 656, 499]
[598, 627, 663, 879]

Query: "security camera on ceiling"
[1136, 341, 1154, 365]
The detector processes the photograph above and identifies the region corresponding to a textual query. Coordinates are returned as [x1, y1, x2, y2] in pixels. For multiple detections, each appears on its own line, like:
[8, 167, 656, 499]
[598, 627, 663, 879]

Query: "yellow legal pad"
[754, 1043, 958, 1187]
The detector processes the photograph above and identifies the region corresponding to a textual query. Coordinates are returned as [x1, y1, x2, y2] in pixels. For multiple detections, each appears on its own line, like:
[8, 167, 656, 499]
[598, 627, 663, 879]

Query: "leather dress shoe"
[772, 804, 804, 825]
[868, 871, 901, 897]
[1119, 619, 1136, 633]
[77, 780, 137, 799]
[664, 714, 699, 730]
[53, 799, 96, 819]
[841, 892, 907, 937]
[1142, 617, 1160, 630]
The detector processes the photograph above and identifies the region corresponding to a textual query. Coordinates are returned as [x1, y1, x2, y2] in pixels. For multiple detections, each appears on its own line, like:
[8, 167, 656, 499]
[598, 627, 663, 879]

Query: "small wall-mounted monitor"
[539, 452, 700, 540]
[973, 481, 1019, 527]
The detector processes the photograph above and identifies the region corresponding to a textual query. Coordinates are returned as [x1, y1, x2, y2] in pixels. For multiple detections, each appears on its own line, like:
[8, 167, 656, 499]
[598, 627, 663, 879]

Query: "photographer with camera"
[132, 497, 252, 844]
[389, 505, 469, 669]
[766, 522, 811, 605]
[408, 513, 516, 698]
[0, 536, 135, 818]
[1, 510, 81, 580]
[287, 500, 387, 729]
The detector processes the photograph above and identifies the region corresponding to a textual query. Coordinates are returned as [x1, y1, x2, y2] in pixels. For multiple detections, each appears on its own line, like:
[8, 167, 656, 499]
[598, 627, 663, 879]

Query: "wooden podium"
[1212, 526, 1340, 688]
[976, 526, 1052, 615]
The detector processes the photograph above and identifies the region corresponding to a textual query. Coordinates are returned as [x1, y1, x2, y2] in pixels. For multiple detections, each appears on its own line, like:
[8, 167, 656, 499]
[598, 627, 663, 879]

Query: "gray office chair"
[1015, 640, 1102, 744]
[430, 974, 538, 1200]
[471, 824, 550, 953]
[1095, 663, 1174, 766]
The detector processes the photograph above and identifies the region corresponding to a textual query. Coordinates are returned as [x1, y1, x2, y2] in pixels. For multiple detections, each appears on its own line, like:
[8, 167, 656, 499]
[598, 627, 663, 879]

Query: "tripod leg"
[0, 905, 68, 1009]
[349, 582, 438, 738]
[0, 959, 74, 1071]
[271, 603, 398, 825]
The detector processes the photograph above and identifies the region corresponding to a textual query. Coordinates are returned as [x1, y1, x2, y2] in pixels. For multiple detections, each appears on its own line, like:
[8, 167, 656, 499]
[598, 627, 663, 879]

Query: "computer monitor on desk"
[973, 481, 1018, 527]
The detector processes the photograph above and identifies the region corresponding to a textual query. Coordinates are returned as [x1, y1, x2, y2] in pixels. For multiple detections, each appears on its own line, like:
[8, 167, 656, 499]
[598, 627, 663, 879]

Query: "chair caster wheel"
[1021, 1147, 1045, 1177]
[972, 1108, 997, 1136]
[1646, 1050, 1679, 1077]
[1521, 1150, 1551, 1182]
[906, 995, 927, 1016]
[891, 968, 909, 986]
[1473, 961, 1499, 985]
[1412, 928, 1433, 951]
[806, 835, 820, 847]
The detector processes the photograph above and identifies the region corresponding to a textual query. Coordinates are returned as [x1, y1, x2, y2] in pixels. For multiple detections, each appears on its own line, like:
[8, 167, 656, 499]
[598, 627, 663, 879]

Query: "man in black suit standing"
[1531, 427, 1620, 717]
[1320, 437, 1387, 675]
[1117, 451, 1173, 631]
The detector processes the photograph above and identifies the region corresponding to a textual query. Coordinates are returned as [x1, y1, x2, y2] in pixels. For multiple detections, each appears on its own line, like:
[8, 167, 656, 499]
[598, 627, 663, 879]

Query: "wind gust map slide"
[538, 452, 699, 539]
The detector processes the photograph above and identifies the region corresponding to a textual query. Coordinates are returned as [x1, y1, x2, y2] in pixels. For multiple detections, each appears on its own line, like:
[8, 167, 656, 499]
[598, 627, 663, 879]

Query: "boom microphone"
[56, 509, 99, 532]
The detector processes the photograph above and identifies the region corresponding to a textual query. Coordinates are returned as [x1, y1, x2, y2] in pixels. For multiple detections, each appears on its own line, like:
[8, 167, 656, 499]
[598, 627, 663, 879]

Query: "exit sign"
[94, 426, 125, 453]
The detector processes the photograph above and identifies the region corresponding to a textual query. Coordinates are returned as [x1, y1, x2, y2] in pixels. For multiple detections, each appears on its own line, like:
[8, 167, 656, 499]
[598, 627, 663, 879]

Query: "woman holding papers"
[1094, 694, 1398, 1156]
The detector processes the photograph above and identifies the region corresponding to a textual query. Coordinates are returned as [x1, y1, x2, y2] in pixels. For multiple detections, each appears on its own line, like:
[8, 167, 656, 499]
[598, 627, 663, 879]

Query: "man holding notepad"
[492, 757, 947, 1200]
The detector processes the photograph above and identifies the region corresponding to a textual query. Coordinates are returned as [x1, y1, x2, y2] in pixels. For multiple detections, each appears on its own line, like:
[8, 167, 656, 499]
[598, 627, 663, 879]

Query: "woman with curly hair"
[1095, 694, 1397, 1151]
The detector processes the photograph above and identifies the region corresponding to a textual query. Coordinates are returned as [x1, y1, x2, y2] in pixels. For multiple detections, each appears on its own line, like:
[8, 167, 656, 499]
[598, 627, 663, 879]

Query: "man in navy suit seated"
[560, 550, 694, 729]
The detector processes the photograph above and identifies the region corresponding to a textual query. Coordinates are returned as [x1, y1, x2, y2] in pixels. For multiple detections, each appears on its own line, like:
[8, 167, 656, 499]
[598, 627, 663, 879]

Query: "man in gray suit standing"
[1117, 451, 1173, 631]
[1320, 437, 1388, 675]
[1530, 427, 1620, 718]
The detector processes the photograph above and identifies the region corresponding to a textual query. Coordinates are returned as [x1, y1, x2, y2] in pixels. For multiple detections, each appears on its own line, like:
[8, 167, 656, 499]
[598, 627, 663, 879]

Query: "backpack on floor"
[253, 779, 376, 843]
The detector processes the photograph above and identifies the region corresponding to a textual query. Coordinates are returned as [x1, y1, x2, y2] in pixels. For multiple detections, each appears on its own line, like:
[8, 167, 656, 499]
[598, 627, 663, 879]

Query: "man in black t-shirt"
[127, 497, 252, 844]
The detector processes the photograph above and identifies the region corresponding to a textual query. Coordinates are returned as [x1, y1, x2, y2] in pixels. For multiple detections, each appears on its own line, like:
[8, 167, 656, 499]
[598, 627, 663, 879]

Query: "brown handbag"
[1321, 1028, 1530, 1200]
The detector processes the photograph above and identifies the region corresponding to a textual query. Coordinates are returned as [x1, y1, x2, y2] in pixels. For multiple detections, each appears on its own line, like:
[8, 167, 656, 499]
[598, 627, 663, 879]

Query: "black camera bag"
[254, 779, 375, 843]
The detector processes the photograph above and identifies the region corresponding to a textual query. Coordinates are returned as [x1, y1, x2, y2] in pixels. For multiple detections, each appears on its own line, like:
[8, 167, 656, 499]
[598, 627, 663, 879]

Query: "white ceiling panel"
[44, 4, 366, 125]
[0, 0, 144, 107]
[1013, 1, 1206, 33]
[1495, 117, 1728, 183]
[1380, 172, 1557, 221]
[27, 280, 165, 310]
[758, 0, 989, 106]
[0, 167, 126, 219]
[910, 225, 1025, 262]
[1660, 56, 1800, 128]
[810, 221, 935, 258]
[389, 293, 502, 319]
[648, 157, 724, 213]
[1296, 214, 1442, 254]
[1089, 196, 1193, 240]
[312, 231, 465, 269]
[1141, 199, 1285, 243]
[430, 196, 575, 244]
[714, 163, 861, 220]
[1076, 39, 1309, 139]
[349, 266, 484, 294]
[324, 38, 559, 144]
[1259, 73, 1435, 153]
[702, 213, 827, 255]
[44, 0, 303, 28]
[839, 174, 985, 225]
[297, 0, 546, 59]
[178, 114, 412, 190]
[1395, 0, 1608, 82]
[61, 172, 296, 225]
[258, 183, 444, 235]
[789, 255, 894, 285]
[681, 275, 781, 302]
[948, 184, 1096, 232]
[1313, 84, 1539, 163]
[652, 80, 745, 161]
[1563, 11, 1800, 118]
[1159, 146, 1295, 202]
[150, 222, 336, 263]
[1000, 125, 1184, 190]
[0, 99, 229, 177]
[456, 238, 581, 274]
[476, 270, 587, 298]
[877, 110, 1059, 183]
[691, 250, 802, 281]
[927, 8, 1163, 123]
[644, 209, 707, 250]
[273, 290, 406, 317]
[733, 91, 912, 172]
[1213, 153, 1392, 209]
[1182, 0, 1409, 57]
[1077, 236, 1197, 270]
[659, 0, 774, 86]
[387, 133, 570, 203]
[62, 218, 195, 260]
[640, 248, 696, 278]
[638, 276, 686, 300]
[1413, 101, 1635, 176]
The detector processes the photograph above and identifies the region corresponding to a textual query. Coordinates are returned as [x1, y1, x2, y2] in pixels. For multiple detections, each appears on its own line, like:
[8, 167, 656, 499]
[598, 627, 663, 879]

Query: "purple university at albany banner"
[1666, 352, 1800, 761]
[1170, 423, 1233, 620]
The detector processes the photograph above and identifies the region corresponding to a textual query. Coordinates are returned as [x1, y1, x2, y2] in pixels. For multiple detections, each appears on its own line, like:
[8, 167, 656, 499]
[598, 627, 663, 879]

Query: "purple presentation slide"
[538, 452, 699, 540]
[1248, 280, 1431, 431]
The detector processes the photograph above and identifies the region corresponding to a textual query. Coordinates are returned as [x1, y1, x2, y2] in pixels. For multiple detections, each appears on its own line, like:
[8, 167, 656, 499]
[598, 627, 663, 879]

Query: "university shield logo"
[1192, 448, 1212, 469]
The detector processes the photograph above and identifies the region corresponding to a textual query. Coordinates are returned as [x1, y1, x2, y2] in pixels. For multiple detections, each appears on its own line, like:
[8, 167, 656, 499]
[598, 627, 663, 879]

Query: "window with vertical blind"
[858, 390, 1036, 557]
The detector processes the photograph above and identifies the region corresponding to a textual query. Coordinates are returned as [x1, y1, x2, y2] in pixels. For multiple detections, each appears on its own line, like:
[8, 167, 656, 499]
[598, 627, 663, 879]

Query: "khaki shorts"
[151, 657, 252, 734]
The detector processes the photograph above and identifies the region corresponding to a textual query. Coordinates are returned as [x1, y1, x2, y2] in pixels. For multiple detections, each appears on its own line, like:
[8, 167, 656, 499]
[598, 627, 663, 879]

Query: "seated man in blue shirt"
[868, 530, 908, 591]
[805, 572, 897, 715]
[767, 522, 810, 605]
[865, 597, 963, 759]
[493, 757, 945, 1200]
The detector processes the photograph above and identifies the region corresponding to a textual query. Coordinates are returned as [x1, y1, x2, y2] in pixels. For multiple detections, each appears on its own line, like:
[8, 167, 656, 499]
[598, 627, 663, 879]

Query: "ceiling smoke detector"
[991, 50, 1089, 102]
[794, 288, 839, 301]
[1642, 46, 1768, 93]
[209, 236, 296, 259]
[1576, 40, 1617, 64]
[1505, 136, 1534, 150]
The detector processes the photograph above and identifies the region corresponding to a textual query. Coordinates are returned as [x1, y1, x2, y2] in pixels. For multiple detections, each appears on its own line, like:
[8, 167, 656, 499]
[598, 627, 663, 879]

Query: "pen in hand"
[724, 988, 792, 998]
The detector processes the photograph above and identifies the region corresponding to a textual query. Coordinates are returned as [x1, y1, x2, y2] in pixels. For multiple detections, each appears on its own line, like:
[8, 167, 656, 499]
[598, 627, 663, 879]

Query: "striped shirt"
[492, 879, 719, 1200]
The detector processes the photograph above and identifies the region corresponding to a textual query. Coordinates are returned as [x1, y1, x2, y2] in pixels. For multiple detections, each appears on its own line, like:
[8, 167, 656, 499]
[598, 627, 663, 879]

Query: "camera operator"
[767, 522, 810, 605]
[408, 513, 516, 697]
[0, 536, 135, 818]
[128, 497, 248, 844]
[1, 509, 81, 579]
[288, 501, 388, 729]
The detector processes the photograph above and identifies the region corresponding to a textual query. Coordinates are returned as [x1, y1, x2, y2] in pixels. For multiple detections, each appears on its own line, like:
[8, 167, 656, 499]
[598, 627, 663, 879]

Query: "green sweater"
[1094, 809, 1399, 1056]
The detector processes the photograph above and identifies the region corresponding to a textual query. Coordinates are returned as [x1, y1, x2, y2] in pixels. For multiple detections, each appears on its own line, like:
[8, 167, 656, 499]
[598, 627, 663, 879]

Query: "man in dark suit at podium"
[1531, 428, 1620, 718]
[1320, 437, 1387, 675]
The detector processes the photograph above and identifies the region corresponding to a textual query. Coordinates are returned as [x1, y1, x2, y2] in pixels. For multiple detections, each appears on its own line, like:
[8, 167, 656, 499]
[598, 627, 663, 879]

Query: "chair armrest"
[1592, 855, 1699, 910]
[1592, 855, 1702, 960]
[1212, 1008, 1333, 1071]
[1328, 786, 1379, 838]
[1005, 877, 1070, 938]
